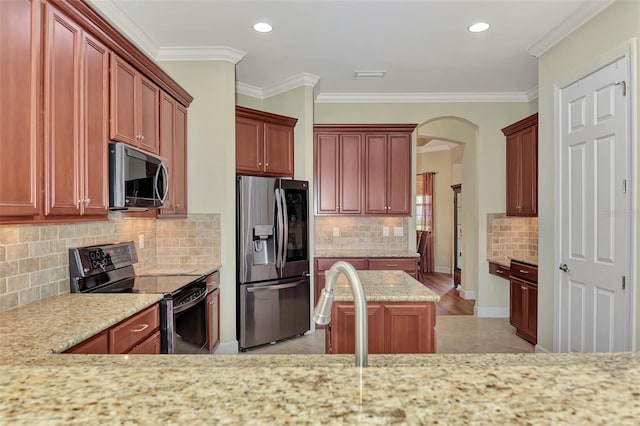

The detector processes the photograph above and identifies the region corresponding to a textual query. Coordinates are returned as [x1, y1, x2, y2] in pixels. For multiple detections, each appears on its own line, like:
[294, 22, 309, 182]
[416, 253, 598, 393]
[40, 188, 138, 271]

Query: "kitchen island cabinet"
[325, 270, 439, 354]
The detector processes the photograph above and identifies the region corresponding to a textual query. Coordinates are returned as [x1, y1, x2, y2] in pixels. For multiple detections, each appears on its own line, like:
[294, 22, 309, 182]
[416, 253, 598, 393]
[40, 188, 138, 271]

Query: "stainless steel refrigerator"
[236, 176, 310, 351]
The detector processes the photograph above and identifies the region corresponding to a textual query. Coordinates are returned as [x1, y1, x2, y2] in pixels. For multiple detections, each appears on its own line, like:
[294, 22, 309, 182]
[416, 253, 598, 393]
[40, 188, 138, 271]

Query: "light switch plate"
[394, 227, 403, 237]
[383, 227, 389, 237]
[333, 227, 340, 237]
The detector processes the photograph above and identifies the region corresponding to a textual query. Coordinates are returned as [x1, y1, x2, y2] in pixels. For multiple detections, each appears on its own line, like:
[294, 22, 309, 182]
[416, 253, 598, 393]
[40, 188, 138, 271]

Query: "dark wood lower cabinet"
[509, 277, 537, 345]
[326, 301, 436, 354]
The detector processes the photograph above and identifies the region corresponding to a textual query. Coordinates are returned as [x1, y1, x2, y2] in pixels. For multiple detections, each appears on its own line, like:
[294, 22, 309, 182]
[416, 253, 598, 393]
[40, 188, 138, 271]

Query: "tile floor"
[240, 316, 534, 355]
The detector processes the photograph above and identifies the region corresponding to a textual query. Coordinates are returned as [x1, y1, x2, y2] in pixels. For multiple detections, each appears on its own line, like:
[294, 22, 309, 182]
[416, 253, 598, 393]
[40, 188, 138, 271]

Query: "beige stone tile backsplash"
[486, 214, 538, 261]
[0, 213, 220, 312]
[315, 216, 409, 251]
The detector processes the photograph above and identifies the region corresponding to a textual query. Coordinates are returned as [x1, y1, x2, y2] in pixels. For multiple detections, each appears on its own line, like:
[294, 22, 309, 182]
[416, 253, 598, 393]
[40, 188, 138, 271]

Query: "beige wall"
[416, 149, 454, 273]
[159, 60, 238, 351]
[538, 0, 640, 351]
[315, 102, 531, 315]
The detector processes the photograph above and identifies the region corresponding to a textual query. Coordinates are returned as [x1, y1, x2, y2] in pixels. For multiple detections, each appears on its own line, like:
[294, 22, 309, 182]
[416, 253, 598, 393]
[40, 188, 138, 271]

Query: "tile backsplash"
[0, 213, 220, 312]
[486, 213, 538, 260]
[315, 216, 409, 251]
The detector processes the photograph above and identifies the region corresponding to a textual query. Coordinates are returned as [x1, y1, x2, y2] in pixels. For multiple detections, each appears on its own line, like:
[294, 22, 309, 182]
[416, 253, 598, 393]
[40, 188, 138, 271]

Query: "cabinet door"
[519, 125, 538, 216]
[331, 303, 385, 354]
[44, 5, 82, 217]
[0, 0, 41, 218]
[339, 134, 363, 214]
[525, 283, 538, 341]
[110, 55, 137, 146]
[368, 258, 418, 277]
[264, 122, 293, 177]
[236, 116, 264, 174]
[384, 303, 435, 353]
[138, 75, 160, 154]
[65, 330, 109, 354]
[386, 134, 412, 215]
[314, 134, 339, 214]
[509, 278, 525, 330]
[109, 304, 159, 354]
[207, 288, 220, 353]
[81, 32, 109, 216]
[364, 134, 388, 214]
[127, 330, 161, 354]
[172, 104, 188, 215]
[505, 133, 521, 215]
[159, 92, 175, 215]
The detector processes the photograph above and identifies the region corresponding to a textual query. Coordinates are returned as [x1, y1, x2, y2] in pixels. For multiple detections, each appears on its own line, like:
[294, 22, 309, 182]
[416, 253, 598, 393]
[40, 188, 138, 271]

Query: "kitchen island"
[327, 270, 440, 354]
[0, 292, 638, 424]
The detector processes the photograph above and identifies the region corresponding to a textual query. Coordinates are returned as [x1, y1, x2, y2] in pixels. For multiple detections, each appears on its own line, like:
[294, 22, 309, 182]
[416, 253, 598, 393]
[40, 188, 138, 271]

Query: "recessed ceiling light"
[253, 22, 272, 33]
[468, 22, 490, 33]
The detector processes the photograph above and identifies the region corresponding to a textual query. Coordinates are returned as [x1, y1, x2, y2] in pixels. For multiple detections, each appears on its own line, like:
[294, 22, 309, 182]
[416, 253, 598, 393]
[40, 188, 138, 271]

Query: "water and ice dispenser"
[252, 225, 274, 265]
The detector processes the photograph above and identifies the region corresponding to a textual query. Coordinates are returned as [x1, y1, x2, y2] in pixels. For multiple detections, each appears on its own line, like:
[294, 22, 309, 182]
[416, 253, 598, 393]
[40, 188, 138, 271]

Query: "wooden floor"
[419, 272, 475, 315]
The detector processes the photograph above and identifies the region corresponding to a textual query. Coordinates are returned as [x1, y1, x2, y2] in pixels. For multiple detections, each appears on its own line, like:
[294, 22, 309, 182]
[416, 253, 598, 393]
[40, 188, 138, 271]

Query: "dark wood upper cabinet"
[0, 0, 41, 219]
[110, 54, 160, 154]
[502, 113, 538, 217]
[314, 124, 415, 216]
[236, 106, 297, 177]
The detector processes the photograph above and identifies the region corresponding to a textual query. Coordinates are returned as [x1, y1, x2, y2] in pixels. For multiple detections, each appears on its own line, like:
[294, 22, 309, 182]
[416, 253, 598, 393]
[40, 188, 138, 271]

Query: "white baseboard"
[213, 340, 239, 354]
[535, 344, 551, 353]
[460, 290, 476, 300]
[476, 307, 509, 318]
[434, 266, 451, 274]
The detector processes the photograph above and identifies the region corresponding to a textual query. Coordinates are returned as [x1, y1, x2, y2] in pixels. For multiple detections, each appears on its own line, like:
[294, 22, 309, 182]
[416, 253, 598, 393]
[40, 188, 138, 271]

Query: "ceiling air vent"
[354, 71, 386, 80]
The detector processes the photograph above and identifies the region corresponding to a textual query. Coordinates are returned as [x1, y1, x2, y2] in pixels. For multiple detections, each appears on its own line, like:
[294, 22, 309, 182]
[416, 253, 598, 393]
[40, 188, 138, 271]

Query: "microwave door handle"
[275, 188, 283, 268]
[153, 163, 162, 202]
[160, 162, 169, 204]
[280, 188, 288, 268]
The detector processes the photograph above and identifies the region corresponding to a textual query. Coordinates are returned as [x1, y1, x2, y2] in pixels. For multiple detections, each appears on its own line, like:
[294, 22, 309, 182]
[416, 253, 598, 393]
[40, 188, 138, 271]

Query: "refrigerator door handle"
[246, 281, 301, 292]
[280, 188, 289, 269]
[275, 188, 284, 268]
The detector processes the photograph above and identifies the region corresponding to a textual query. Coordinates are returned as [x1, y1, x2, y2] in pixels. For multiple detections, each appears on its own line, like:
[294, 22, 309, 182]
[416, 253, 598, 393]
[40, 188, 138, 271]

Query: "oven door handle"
[246, 282, 301, 293]
[173, 289, 207, 314]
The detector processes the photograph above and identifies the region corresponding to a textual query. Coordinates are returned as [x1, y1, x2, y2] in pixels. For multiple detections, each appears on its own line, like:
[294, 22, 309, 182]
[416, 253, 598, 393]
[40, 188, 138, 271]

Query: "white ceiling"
[88, 0, 614, 101]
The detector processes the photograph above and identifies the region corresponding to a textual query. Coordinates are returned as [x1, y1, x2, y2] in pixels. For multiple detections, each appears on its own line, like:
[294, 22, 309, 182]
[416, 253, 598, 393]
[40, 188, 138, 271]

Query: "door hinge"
[623, 179, 627, 194]
[622, 276, 626, 290]
[615, 81, 627, 96]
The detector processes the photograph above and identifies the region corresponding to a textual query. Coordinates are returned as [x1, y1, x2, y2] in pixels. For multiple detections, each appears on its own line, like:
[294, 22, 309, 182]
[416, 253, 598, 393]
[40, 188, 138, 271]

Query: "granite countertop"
[488, 257, 538, 268]
[135, 263, 221, 276]
[488, 257, 511, 268]
[1, 287, 639, 424]
[315, 249, 419, 258]
[332, 270, 440, 302]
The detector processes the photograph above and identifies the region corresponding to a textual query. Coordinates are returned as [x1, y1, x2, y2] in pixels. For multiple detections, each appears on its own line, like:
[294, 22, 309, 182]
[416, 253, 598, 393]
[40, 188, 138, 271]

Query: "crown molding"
[156, 46, 246, 63]
[527, 0, 615, 58]
[525, 86, 539, 101]
[315, 92, 531, 104]
[237, 73, 320, 99]
[85, 0, 159, 58]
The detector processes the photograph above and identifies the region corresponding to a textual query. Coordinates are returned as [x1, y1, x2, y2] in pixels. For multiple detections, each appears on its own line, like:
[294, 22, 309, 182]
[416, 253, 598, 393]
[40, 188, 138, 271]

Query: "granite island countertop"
[333, 270, 440, 302]
[1, 290, 639, 424]
[315, 249, 419, 258]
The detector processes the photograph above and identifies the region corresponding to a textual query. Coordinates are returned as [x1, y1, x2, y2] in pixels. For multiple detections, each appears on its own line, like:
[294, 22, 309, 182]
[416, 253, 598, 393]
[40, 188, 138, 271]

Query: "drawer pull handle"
[495, 269, 505, 274]
[131, 324, 149, 333]
[386, 264, 398, 267]
[519, 269, 529, 274]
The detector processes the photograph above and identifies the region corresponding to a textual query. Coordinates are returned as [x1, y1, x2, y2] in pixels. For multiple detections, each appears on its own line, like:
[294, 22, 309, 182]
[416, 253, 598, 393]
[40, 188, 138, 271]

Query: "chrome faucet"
[313, 261, 368, 367]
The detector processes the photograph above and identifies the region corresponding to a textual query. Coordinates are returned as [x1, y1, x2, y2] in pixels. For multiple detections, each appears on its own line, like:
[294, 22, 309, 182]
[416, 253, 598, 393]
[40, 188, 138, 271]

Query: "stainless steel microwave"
[108, 142, 168, 210]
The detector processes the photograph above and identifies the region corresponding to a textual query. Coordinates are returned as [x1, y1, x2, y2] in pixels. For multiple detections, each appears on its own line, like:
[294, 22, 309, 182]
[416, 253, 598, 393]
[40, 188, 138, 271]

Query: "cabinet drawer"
[489, 262, 510, 280]
[510, 261, 537, 284]
[316, 258, 367, 271]
[65, 330, 109, 354]
[110, 304, 159, 354]
[368, 258, 417, 273]
[127, 330, 161, 354]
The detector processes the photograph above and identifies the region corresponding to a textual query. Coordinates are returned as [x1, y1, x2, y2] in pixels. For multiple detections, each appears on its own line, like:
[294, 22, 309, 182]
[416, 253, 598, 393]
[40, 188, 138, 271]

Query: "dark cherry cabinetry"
[509, 260, 538, 345]
[159, 92, 188, 217]
[110, 54, 160, 154]
[502, 113, 538, 217]
[43, 3, 109, 219]
[326, 301, 436, 354]
[206, 271, 221, 353]
[314, 125, 415, 216]
[236, 106, 298, 177]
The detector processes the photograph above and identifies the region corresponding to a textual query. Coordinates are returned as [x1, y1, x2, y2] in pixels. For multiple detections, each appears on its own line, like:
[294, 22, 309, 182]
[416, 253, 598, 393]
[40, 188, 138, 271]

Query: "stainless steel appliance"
[109, 142, 168, 210]
[69, 241, 210, 354]
[236, 176, 310, 351]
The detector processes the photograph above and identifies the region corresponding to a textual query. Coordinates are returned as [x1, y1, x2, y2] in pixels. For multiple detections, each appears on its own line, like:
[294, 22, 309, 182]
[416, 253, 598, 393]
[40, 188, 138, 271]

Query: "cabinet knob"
[85, 198, 91, 205]
[265, 163, 269, 167]
[258, 162, 262, 166]
[141, 135, 145, 140]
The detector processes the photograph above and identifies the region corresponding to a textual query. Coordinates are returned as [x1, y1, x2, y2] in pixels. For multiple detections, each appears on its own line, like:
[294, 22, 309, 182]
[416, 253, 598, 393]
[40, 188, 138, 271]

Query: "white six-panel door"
[558, 57, 630, 352]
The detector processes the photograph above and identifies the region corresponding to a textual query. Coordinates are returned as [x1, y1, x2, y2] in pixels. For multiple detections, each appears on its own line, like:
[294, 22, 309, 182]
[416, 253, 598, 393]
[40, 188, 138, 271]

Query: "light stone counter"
[315, 249, 419, 258]
[333, 270, 440, 302]
[1, 292, 639, 424]
[135, 263, 221, 276]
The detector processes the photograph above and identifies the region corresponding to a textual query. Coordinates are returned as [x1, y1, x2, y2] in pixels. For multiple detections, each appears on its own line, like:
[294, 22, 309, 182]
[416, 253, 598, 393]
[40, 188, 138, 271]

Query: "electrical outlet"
[394, 227, 404, 237]
[383, 227, 389, 237]
[332, 227, 340, 237]
[138, 234, 145, 249]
